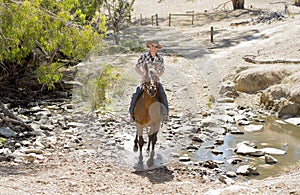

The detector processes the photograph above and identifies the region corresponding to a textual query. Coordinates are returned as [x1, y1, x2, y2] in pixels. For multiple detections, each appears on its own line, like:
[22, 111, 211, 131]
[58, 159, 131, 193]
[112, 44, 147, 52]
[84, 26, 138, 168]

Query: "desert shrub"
[0, 0, 106, 89]
[87, 64, 122, 110]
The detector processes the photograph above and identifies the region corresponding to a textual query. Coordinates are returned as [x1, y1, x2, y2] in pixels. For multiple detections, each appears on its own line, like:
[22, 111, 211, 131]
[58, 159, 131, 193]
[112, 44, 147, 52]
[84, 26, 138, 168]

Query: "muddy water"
[236, 117, 300, 179]
[192, 116, 300, 179]
[84, 113, 300, 180]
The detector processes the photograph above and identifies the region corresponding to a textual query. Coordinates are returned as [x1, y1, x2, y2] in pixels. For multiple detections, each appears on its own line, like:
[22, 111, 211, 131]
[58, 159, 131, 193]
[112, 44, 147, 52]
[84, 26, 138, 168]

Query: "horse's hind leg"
[152, 132, 158, 151]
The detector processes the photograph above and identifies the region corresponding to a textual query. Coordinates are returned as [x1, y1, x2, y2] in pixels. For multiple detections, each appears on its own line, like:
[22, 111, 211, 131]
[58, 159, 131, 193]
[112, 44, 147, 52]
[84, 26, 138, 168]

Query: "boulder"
[234, 67, 293, 93]
[290, 85, 300, 104]
[265, 154, 278, 164]
[219, 80, 239, 98]
[278, 103, 300, 118]
[236, 142, 265, 157]
[236, 165, 259, 176]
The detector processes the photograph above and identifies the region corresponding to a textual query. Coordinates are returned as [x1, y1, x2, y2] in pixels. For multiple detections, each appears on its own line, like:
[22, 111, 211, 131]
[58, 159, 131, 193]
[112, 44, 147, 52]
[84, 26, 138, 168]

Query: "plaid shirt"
[136, 51, 164, 81]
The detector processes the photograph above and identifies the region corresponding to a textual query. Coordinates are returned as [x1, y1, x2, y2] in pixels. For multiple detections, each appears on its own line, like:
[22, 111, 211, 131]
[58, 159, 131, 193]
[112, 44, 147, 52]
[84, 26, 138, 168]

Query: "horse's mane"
[147, 68, 159, 82]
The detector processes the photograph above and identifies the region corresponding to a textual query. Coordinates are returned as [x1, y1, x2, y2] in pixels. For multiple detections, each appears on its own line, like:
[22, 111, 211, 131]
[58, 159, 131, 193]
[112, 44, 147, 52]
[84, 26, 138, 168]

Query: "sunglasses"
[151, 44, 159, 48]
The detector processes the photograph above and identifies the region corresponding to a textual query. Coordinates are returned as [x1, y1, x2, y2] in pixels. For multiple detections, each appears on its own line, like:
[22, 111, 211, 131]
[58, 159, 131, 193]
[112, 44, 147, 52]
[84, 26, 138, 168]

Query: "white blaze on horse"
[133, 66, 162, 152]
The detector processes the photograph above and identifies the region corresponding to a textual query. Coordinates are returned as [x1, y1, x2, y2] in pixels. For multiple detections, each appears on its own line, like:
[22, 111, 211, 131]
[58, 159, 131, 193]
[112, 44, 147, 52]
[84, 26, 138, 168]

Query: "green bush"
[0, 0, 106, 89]
[36, 62, 63, 90]
[88, 64, 122, 110]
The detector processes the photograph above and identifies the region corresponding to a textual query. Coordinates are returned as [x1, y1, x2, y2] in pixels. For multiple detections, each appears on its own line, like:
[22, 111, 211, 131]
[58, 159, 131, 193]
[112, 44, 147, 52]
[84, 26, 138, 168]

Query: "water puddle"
[180, 116, 300, 179]
[83, 115, 300, 180]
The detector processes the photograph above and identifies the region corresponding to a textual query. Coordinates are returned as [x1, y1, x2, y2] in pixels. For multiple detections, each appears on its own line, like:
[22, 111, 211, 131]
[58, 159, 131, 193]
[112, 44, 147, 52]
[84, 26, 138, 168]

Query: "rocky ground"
[1, 0, 300, 194]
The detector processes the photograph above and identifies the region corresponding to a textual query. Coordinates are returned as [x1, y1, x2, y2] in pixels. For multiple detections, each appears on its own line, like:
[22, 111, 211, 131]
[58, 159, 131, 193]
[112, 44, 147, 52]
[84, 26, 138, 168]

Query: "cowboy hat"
[146, 40, 163, 49]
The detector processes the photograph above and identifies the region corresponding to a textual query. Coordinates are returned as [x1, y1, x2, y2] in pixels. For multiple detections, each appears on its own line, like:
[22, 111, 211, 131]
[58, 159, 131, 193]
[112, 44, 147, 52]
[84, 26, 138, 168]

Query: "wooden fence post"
[169, 13, 171, 26]
[156, 14, 158, 26]
[210, 26, 214, 43]
[151, 15, 154, 25]
[192, 14, 194, 25]
[140, 14, 142, 25]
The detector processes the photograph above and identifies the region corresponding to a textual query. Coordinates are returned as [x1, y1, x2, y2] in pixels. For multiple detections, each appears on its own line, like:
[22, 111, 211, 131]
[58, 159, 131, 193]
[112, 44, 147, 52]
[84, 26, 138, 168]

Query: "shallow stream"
[196, 116, 300, 179]
[85, 114, 300, 180]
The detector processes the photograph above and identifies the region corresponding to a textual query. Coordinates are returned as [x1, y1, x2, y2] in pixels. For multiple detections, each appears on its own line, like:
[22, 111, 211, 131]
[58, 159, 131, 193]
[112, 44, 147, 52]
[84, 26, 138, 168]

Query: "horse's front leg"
[138, 136, 144, 152]
[133, 133, 138, 152]
[151, 122, 160, 151]
[152, 132, 158, 151]
[147, 134, 153, 151]
[136, 124, 144, 152]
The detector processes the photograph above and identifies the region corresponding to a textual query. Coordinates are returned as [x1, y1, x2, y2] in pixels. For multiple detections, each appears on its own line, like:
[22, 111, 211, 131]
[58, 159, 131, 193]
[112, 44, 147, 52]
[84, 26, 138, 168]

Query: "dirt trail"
[1, 1, 300, 194]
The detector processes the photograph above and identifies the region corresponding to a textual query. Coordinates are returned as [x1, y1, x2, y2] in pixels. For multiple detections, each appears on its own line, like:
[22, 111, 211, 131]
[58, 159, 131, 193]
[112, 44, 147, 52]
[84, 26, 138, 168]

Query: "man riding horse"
[129, 40, 169, 122]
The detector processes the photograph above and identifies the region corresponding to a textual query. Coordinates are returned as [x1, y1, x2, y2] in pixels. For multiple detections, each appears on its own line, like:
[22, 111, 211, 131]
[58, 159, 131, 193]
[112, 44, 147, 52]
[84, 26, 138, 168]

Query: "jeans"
[129, 83, 169, 115]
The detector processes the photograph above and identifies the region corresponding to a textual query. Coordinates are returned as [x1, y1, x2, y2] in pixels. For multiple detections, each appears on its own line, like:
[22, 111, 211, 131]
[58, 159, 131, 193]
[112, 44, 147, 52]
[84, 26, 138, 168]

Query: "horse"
[133, 66, 162, 152]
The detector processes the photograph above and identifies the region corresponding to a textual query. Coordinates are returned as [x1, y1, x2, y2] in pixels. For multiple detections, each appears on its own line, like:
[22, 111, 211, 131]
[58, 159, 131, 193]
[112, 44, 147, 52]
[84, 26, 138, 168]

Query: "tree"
[231, 0, 244, 10]
[296, 0, 300, 6]
[103, 0, 135, 44]
[0, 0, 106, 90]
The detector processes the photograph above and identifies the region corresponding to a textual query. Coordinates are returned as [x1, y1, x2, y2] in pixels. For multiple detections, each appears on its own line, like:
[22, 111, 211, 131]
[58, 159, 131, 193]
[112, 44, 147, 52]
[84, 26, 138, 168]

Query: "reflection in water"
[134, 152, 144, 171]
[87, 116, 300, 179]
[193, 116, 300, 179]
[146, 151, 155, 168]
[133, 150, 161, 171]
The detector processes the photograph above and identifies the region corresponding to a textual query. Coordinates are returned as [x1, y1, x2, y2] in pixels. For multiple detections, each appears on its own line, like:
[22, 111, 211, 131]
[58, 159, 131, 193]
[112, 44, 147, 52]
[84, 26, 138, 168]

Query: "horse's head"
[143, 68, 159, 97]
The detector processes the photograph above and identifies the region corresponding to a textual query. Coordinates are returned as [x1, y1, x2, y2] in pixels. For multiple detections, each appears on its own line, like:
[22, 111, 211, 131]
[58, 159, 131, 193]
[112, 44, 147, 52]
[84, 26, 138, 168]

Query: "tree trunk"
[296, 0, 300, 6]
[232, 0, 245, 10]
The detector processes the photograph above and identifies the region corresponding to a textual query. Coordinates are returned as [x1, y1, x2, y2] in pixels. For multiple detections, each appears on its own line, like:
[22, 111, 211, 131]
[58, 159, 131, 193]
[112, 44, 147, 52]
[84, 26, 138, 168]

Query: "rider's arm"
[156, 56, 165, 77]
[135, 66, 144, 76]
[157, 68, 164, 77]
[135, 54, 145, 76]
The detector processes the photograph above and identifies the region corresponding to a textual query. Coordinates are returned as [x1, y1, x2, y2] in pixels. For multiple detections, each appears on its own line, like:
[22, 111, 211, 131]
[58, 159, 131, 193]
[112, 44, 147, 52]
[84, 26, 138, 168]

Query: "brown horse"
[133, 66, 162, 152]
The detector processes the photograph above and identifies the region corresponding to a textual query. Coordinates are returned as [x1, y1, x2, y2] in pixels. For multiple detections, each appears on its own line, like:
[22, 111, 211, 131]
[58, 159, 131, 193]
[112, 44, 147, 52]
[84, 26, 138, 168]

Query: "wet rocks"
[237, 165, 259, 176]
[0, 127, 17, 138]
[219, 175, 235, 185]
[0, 83, 293, 182]
[226, 171, 237, 178]
[244, 124, 264, 132]
[227, 157, 243, 165]
[285, 117, 300, 126]
[265, 154, 278, 164]
[211, 149, 223, 155]
[179, 154, 191, 162]
[236, 142, 264, 157]
[215, 136, 224, 145]
[191, 136, 204, 143]
[201, 160, 219, 169]
[260, 147, 286, 155]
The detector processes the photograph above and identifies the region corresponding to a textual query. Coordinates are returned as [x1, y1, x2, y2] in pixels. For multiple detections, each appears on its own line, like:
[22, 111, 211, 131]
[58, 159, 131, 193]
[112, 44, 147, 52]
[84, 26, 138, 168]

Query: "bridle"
[142, 65, 158, 98]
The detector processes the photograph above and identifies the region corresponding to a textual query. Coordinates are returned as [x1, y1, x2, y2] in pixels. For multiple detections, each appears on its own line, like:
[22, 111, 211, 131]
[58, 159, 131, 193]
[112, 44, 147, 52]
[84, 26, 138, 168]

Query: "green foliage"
[89, 64, 122, 110]
[36, 62, 63, 90]
[0, 137, 6, 146]
[74, 0, 103, 21]
[0, 0, 106, 89]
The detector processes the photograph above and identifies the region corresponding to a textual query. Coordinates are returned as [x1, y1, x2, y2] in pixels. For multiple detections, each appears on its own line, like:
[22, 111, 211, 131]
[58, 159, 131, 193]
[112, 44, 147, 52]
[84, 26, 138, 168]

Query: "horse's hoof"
[133, 146, 138, 152]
